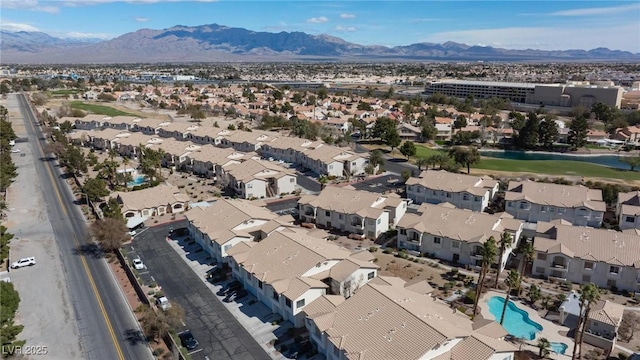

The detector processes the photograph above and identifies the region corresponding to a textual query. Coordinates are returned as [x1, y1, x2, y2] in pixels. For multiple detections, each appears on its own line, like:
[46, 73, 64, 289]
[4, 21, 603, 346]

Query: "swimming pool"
[550, 342, 568, 354]
[487, 296, 543, 340]
[127, 175, 146, 187]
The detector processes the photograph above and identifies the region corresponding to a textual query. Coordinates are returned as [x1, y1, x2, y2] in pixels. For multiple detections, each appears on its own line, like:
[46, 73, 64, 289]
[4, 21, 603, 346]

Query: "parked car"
[132, 258, 145, 270]
[178, 330, 199, 350]
[156, 296, 171, 311]
[11, 257, 36, 269]
[223, 289, 249, 303]
[217, 280, 241, 296]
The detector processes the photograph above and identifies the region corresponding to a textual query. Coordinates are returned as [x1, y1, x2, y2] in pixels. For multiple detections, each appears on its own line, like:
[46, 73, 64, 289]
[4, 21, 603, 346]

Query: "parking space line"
[188, 349, 203, 355]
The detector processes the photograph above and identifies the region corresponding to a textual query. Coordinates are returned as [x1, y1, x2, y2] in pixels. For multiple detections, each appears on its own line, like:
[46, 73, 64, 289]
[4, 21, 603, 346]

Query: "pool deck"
[479, 290, 575, 359]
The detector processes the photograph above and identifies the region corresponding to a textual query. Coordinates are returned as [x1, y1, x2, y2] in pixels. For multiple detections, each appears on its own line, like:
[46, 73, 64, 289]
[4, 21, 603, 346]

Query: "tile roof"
[535, 221, 640, 267]
[589, 300, 625, 327]
[618, 191, 640, 216]
[407, 170, 497, 196]
[110, 184, 189, 212]
[506, 181, 605, 211]
[298, 187, 402, 219]
[398, 203, 523, 243]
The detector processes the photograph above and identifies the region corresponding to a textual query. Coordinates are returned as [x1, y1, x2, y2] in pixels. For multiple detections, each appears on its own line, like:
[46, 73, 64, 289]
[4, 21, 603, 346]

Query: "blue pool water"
[550, 342, 568, 354]
[127, 175, 146, 187]
[487, 296, 543, 340]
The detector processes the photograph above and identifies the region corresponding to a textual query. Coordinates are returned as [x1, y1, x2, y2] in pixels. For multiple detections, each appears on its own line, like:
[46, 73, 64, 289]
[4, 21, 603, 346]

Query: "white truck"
[11, 257, 36, 269]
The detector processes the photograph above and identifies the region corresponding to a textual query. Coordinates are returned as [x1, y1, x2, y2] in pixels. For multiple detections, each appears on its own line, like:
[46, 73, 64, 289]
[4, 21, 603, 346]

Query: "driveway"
[349, 174, 405, 194]
[131, 223, 271, 360]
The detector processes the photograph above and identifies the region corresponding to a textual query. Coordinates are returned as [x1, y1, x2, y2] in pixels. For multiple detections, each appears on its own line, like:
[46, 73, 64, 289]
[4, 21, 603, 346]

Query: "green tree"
[508, 111, 526, 132]
[537, 337, 551, 358]
[591, 102, 617, 124]
[572, 283, 601, 360]
[82, 177, 110, 203]
[369, 150, 384, 168]
[568, 115, 589, 150]
[102, 197, 123, 220]
[472, 236, 498, 317]
[499, 270, 521, 325]
[453, 116, 467, 129]
[448, 146, 481, 174]
[0, 281, 26, 354]
[318, 175, 329, 190]
[415, 157, 428, 173]
[401, 169, 412, 183]
[420, 122, 437, 142]
[538, 119, 559, 150]
[494, 232, 513, 288]
[385, 129, 401, 156]
[0, 226, 13, 263]
[59, 145, 88, 176]
[519, 239, 534, 275]
[527, 284, 542, 306]
[426, 153, 450, 169]
[399, 141, 417, 160]
[620, 155, 640, 171]
[516, 112, 540, 150]
[371, 117, 395, 140]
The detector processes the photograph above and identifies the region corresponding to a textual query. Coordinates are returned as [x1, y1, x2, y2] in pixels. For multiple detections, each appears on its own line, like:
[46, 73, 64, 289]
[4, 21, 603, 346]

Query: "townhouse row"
[61, 115, 371, 177]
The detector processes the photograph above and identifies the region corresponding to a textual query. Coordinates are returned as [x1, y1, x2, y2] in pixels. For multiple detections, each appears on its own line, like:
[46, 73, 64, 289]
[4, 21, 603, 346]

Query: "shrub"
[619, 352, 628, 360]
[368, 246, 378, 253]
[382, 248, 393, 254]
[464, 290, 476, 304]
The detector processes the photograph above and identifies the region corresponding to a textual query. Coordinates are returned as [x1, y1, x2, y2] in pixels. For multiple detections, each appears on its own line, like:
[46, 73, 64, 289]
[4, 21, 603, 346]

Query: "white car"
[156, 296, 171, 311]
[11, 257, 36, 269]
[132, 258, 145, 270]
[10, 149, 20, 153]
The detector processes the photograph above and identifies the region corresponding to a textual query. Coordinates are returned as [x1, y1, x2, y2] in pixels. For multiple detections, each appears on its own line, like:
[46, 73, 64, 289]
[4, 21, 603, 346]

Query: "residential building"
[108, 184, 189, 228]
[560, 291, 625, 352]
[617, 191, 640, 230]
[397, 203, 524, 272]
[226, 229, 379, 327]
[532, 221, 640, 293]
[406, 170, 499, 212]
[303, 276, 517, 360]
[396, 123, 422, 141]
[220, 158, 297, 199]
[504, 181, 605, 227]
[185, 199, 281, 263]
[298, 187, 407, 239]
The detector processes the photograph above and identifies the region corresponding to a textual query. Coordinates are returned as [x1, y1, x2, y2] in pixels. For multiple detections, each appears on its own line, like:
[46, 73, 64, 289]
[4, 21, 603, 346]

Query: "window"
[377, 218, 381, 224]
[351, 162, 356, 166]
[475, 197, 481, 202]
[463, 194, 469, 201]
[432, 190, 437, 195]
[434, 237, 441, 244]
[535, 267, 545, 274]
[451, 240, 460, 249]
[399, 229, 407, 235]
[368, 272, 375, 280]
[519, 202, 529, 210]
[223, 244, 232, 252]
[557, 208, 565, 215]
[507, 201, 514, 208]
[339, 214, 343, 220]
[273, 291, 279, 300]
[537, 253, 547, 261]
[247, 183, 253, 189]
[541, 206, 548, 213]
[578, 208, 588, 216]
[325, 211, 330, 216]
[607, 279, 617, 288]
[446, 192, 452, 198]
[290, 178, 295, 183]
[285, 298, 292, 308]
[296, 299, 305, 308]
[626, 216, 635, 223]
[582, 275, 591, 282]
[549, 207, 555, 213]
[584, 262, 594, 270]
[328, 165, 333, 169]
[258, 281, 263, 289]
[609, 266, 620, 274]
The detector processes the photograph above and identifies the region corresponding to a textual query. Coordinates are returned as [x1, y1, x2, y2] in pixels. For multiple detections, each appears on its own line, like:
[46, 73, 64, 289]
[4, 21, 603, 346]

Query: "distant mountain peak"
[1, 24, 638, 64]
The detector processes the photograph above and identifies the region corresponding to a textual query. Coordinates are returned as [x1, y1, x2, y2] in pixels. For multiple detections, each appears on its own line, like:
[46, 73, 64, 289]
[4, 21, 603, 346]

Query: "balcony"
[552, 263, 568, 270]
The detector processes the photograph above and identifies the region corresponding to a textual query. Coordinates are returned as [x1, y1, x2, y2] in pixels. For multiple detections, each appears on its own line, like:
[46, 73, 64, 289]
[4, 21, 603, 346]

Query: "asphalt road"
[132, 223, 270, 360]
[354, 143, 418, 176]
[17, 93, 152, 360]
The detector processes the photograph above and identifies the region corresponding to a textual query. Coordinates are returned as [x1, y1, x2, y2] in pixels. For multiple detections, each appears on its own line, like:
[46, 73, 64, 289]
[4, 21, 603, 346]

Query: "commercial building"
[424, 80, 624, 108]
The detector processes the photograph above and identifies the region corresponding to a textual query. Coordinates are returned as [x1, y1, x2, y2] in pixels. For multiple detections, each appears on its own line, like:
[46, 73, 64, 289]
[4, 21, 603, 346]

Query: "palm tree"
[369, 149, 384, 168]
[415, 157, 428, 173]
[573, 283, 600, 360]
[500, 270, 521, 325]
[519, 239, 535, 276]
[318, 175, 329, 190]
[527, 284, 542, 307]
[537, 337, 551, 358]
[121, 157, 131, 187]
[494, 232, 513, 288]
[472, 236, 498, 317]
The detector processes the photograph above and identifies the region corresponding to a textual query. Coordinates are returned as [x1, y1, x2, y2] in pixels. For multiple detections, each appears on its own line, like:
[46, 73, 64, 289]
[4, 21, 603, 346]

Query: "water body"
[479, 150, 637, 171]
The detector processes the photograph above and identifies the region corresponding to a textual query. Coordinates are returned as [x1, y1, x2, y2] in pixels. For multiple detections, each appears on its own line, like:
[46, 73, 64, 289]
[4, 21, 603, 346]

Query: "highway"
[16, 93, 153, 360]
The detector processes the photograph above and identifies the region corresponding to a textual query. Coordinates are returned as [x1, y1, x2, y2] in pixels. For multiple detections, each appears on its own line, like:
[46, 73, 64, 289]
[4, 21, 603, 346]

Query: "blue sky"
[1, 1, 639, 52]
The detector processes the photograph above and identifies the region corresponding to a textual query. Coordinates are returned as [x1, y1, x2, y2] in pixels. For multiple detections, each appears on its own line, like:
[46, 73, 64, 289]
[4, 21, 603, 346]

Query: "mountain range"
[2, 23, 639, 63]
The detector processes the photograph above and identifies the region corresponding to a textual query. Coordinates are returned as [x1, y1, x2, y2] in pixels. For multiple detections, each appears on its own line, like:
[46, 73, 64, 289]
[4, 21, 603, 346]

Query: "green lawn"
[70, 101, 138, 117]
[475, 158, 640, 180]
[50, 89, 80, 95]
[413, 144, 640, 181]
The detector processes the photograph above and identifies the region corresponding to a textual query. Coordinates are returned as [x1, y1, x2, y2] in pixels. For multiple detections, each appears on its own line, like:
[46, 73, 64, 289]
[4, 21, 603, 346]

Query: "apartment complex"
[219, 159, 297, 199]
[424, 80, 624, 108]
[303, 276, 517, 360]
[405, 170, 499, 212]
[532, 221, 640, 293]
[504, 181, 605, 227]
[226, 229, 379, 327]
[108, 184, 189, 226]
[616, 191, 640, 230]
[397, 203, 523, 272]
[298, 187, 407, 239]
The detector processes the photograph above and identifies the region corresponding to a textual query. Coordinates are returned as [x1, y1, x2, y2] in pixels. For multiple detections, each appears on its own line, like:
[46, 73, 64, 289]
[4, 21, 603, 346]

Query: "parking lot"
[349, 173, 404, 194]
[131, 223, 273, 360]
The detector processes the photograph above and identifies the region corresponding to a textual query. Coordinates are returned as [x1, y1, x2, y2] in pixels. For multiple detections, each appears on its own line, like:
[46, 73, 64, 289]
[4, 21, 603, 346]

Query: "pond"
[479, 150, 637, 171]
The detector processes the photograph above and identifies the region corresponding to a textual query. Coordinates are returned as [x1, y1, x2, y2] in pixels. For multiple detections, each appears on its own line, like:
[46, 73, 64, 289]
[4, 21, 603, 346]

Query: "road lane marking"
[188, 349, 203, 355]
[21, 95, 125, 360]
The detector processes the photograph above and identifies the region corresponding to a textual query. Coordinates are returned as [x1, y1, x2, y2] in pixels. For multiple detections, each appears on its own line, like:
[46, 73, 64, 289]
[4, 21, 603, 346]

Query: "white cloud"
[307, 16, 329, 24]
[134, 17, 149, 22]
[410, 18, 441, 23]
[1, 0, 59, 13]
[335, 25, 356, 32]
[422, 23, 640, 52]
[0, 22, 40, 32]
[549, 3, 640, 16]
[62, 31, 112, 39]
[339, 13, 355, 19]
[264, 21, 289, 32]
